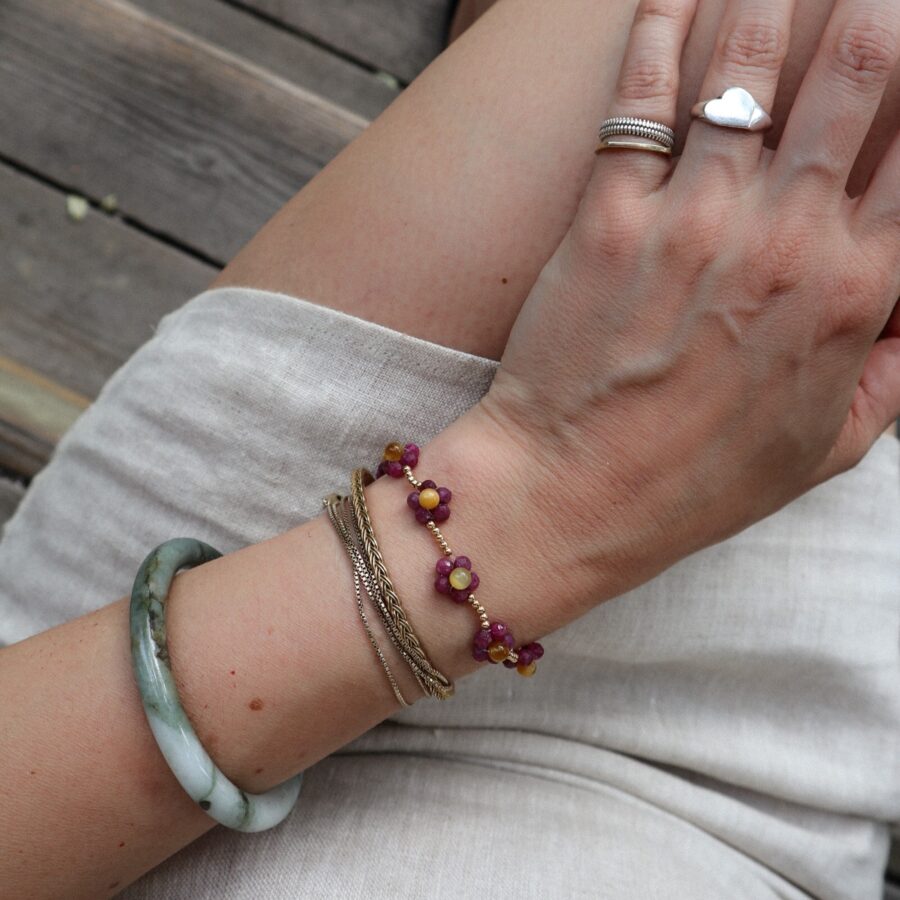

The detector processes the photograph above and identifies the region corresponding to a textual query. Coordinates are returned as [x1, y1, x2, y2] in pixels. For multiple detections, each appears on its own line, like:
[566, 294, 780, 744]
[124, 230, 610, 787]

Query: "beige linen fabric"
[0, 286, 897, 898]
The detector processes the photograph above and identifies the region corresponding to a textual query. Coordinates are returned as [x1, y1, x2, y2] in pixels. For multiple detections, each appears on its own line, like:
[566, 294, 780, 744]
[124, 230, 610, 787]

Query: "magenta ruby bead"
[435, 575, 451, 594]
[432, 504, 451, 522]
[375, 460, 388, 478]
[490, 621, 507, 639]
[401, 444, 419, 467]
[450, 588, 470, 604]
[517, 648, 534, 667]
[501, 633, 515, 649]
[386, 461, 404, 478]
[472, 647, 489, 662]
[420, 479, 437, 490]
[502, 659, 517, 669]
[435, 557, 454, 576]
[473, 629, 492, 649]
[530, 642, 545, 659]
[468, 572, 479, 591]
[414, 507, 432, 525]
[454, 556, 471, 570]
[437, 487, 452, 504]
[407, 491, 421, 509]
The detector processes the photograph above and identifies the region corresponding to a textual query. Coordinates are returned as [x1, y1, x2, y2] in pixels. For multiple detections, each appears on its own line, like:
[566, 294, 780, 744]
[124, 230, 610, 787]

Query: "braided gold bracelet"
[323, 492, 411, 708]
[348, 467, 454, 700]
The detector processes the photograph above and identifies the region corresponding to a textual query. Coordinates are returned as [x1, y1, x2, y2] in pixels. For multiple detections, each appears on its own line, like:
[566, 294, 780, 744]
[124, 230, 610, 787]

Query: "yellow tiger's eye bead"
[419, 488, 440, 510]
[383, 442, 404, 462]
[516, 661, 537, 677]
[487, 641, 509, 662]
[448, 567, 472, 590]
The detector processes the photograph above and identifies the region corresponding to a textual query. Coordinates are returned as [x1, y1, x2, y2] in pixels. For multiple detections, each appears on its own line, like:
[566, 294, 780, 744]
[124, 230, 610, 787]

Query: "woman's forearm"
[211, 0, 899, 362]
[0, 409, 607, 899]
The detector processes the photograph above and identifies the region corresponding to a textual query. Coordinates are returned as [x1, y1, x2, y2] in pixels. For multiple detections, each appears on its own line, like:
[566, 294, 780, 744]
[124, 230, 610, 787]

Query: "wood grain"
[0, 357, 88, 478]
[0, 161, 216, 475]
[131, 0, 398, 120]
[1, 162, 216, 398]
[0, 476, 26, 532]
[0, 0, 368, 263]
[240, 0, 452, 84]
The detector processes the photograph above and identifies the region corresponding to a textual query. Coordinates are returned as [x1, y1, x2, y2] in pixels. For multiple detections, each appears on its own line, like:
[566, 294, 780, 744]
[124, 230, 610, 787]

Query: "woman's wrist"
[361, 404, 624, 679]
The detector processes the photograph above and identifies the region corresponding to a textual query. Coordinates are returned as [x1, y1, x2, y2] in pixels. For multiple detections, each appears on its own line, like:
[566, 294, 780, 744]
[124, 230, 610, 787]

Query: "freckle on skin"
[501, 277, 508, 284]
[255, 767, 264, 774]
[30, 770, 36, 775]
[108, 882, 121, 890]
[249, 697, 264, 711]
[229, 670, 235, 676]
[118, 841, 125, 848]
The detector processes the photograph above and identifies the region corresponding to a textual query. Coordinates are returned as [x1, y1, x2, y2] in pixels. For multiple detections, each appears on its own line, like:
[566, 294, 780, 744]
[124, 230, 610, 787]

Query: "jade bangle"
[129, 538, 303, 831]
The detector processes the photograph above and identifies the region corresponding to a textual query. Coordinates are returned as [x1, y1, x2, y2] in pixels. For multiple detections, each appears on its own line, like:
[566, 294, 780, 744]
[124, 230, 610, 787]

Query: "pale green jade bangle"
[129, 538, 303, 832]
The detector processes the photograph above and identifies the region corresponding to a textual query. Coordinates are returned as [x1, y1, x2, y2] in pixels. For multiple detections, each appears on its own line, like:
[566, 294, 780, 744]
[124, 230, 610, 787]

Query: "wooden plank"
[0, 161, 216, 398]
[0, 0, 367, 264]
[240, 0, 453, 84]
[890, 827, 900, 881]
[131, 0, 398, 121]
[0, 359, 88, 479]
[0, 161, 216, 476]
[0, 476, 26, 531]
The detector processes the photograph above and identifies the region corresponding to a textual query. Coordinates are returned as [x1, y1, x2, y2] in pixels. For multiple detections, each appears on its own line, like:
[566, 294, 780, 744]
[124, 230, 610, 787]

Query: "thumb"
[820, 328, 900, 480]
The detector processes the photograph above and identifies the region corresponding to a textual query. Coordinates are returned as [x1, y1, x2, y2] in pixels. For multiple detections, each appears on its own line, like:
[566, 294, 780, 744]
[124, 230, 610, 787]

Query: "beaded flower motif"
[376, 440, 545, 677]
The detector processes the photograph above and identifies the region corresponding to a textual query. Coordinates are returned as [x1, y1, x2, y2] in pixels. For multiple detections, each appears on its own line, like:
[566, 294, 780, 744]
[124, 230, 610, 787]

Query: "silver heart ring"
[690, 87, 773, 132]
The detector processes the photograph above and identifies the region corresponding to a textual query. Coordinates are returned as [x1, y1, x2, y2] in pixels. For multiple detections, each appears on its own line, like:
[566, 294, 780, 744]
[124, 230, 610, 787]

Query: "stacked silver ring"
[598, 116, 675, 149]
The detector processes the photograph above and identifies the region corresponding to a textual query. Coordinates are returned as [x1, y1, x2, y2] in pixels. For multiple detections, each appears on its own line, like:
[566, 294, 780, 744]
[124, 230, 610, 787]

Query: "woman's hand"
[469, 0, 900, 604]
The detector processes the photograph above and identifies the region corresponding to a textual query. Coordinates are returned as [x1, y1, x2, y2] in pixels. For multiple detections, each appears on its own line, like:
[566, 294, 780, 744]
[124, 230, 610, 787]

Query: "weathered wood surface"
[890, 830, 900, 886]
[0, 160, 216, 475]
[1, 162, 217, 397]
[131, 0, 399, 120]
[241, 0, 453, 84]
[0, 0, 370, 264]
[0, 477, 26, 532]
[0, 359, 88, 479]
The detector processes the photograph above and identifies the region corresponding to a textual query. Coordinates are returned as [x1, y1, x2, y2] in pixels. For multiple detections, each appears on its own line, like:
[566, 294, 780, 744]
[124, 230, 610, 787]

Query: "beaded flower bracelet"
[375, 441, 545, 676]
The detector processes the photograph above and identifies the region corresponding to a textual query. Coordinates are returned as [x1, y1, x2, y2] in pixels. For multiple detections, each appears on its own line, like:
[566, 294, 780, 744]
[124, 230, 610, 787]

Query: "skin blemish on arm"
[249, 698, 264, 711]
[501, 277, 508, 284]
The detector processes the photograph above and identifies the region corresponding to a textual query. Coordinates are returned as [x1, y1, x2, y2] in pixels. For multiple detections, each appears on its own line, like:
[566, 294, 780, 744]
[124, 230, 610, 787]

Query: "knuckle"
[826, 268, 882, 334]
[572, 197, 644, 262]
[759, 229, 806, 296]
[635, 0, 685, 26]
[617, 58, 678, 102]
[828, 19, 897, 90]
[718, 17, 789, 73]
[791, 154, 843, 189]
[659, 203, 721, 269]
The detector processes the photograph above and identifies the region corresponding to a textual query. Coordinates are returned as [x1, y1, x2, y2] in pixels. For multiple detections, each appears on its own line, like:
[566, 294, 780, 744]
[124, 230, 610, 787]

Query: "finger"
[827, 335, 900, 475]
[856, 126, 900, 235]
[674, 0, 795, 186]
[770, 1, 900, 197]
[591, 0, 698, 197]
